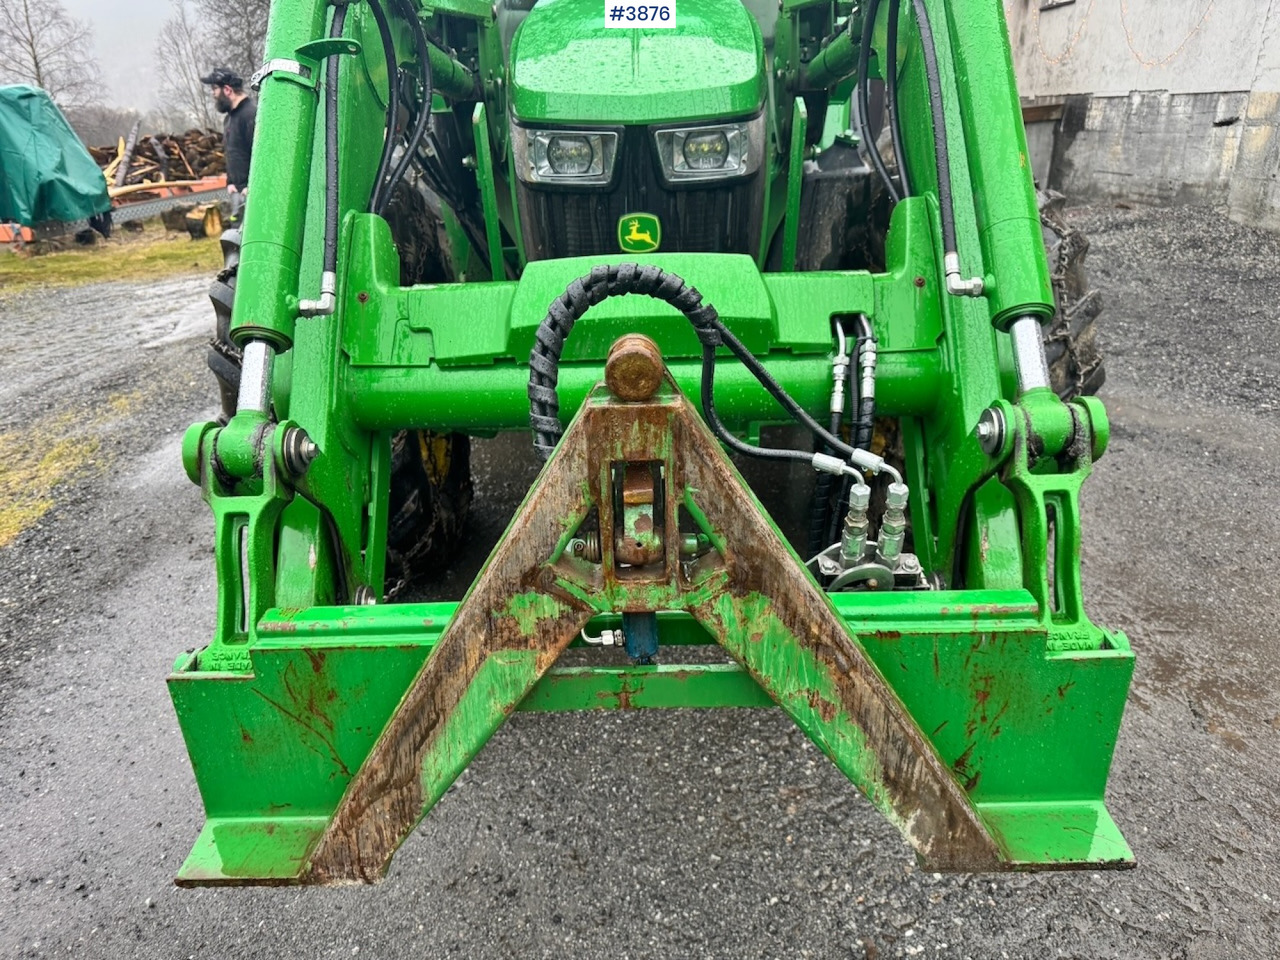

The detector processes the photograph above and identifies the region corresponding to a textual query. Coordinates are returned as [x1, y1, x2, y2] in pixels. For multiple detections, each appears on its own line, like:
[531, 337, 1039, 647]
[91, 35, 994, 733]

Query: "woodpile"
[88, 125, 225, 192]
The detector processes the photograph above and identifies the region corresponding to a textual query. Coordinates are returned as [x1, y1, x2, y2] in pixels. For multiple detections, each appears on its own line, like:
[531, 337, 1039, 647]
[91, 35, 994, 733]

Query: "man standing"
[200, 67, 256, 224]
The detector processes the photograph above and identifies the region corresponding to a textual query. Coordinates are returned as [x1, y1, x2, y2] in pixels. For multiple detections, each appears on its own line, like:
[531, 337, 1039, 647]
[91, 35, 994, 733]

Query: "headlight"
[654, 116, 764, 183]
[513, 127, 618, 185]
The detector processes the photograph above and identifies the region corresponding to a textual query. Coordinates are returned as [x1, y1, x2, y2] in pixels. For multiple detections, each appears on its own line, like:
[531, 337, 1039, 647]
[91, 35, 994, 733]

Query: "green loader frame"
[171, 0, 1134, 885]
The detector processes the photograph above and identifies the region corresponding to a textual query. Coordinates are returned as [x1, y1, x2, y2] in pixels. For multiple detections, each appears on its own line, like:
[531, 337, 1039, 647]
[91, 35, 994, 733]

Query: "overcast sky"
[63, 0, 173, 110]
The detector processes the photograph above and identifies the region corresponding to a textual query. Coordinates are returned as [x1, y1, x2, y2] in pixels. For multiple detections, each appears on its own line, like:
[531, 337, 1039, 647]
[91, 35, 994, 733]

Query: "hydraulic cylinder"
[231, 0, 330, 350]
[939, 0, 1054, 332]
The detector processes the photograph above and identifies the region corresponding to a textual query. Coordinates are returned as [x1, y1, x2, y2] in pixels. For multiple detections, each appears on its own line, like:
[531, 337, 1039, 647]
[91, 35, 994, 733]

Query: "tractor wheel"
[385, 429, 473, 592]
[207, 230, 243, 423]
[1040, 189, 1106, 399]
[204, 230, 473, 594]
[383, 179, 454, 285]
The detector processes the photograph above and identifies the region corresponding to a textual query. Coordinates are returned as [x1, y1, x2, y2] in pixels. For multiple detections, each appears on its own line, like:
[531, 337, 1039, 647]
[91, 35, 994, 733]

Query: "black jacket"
[224, 97, 257, 190]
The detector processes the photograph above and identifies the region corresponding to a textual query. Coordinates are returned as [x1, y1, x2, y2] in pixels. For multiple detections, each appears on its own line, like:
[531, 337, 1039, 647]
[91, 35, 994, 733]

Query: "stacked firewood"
[88, 127, 225, 189]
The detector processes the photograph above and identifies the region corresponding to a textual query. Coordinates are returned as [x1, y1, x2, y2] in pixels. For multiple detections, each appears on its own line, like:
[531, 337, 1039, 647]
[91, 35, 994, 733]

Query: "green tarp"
[0, 85, 110, 227]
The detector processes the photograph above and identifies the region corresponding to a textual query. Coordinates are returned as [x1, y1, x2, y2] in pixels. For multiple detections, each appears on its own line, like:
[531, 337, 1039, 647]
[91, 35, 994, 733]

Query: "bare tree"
[0, 0, 103, 108]
[195, 0, 271, 84]
[155, 0, 217, 131]
[62, 104, 147, 146]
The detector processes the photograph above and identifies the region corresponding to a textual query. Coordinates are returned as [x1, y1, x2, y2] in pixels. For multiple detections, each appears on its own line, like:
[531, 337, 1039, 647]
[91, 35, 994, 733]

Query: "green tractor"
[174, 0, 1132, 886]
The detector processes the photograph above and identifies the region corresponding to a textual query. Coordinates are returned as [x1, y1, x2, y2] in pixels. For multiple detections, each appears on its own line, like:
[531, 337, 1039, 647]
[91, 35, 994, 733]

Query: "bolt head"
[976, 407, 1006, 455]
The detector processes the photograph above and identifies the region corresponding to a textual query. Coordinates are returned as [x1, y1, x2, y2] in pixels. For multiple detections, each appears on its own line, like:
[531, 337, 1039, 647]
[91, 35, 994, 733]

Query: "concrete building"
[1006, 0, 1280, 228]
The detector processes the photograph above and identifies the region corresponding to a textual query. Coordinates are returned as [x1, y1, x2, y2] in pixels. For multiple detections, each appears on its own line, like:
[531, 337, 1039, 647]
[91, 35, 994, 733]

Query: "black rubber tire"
[204, 229, 473, 595]
[1040, 189, 1106, 399]
[382, 179, 454, 285]
[385, 429, 473, 591]
[207, 229, 242, 423]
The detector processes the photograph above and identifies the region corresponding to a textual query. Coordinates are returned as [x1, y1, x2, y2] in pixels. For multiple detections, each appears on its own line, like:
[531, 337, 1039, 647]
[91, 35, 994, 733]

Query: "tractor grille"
[516, 127, 763, 261]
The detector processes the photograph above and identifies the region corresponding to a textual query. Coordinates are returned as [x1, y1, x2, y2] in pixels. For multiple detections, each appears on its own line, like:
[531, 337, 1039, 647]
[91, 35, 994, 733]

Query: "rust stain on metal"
[664, 387, 1004, 871]
[250, 686, 352, 779]
[605, 334, 664, 402]
[301, 375, 1005, 882]
[304, 424, 598, 884]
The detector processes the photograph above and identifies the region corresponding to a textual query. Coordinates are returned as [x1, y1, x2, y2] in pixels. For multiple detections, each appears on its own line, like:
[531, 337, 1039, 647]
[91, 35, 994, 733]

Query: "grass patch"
[0, 389, 172, 547]
[0, 219, 222, 295]
[0, 415, 103, 548]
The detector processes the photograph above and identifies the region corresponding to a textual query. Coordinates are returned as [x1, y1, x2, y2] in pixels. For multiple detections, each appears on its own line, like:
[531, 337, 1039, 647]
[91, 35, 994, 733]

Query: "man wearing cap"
[200, 67, 256, 223]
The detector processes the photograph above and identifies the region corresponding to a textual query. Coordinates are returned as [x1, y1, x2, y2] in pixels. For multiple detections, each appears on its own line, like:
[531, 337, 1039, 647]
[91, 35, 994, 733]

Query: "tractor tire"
[207, 229, 242, 423]
[383, 179, 454, 285]
[204, 230, 473, 595]
[1040, 189, 1106, 399]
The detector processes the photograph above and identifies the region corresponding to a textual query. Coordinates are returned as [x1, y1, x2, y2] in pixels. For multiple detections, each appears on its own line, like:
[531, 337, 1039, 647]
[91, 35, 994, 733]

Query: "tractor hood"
[508, 0, 765, 125]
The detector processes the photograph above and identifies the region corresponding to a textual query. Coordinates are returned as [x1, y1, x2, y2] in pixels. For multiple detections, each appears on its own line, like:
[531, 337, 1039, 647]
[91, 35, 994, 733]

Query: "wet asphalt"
[1, 203, 1278, 959]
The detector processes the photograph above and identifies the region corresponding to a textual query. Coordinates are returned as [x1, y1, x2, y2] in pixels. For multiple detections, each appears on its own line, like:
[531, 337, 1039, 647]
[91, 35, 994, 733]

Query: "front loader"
[171, 0, 1134, 885]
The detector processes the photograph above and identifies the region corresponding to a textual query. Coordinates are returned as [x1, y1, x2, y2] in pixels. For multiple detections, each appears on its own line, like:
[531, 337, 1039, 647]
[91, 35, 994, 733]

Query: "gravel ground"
[1, 203, 1278, 959]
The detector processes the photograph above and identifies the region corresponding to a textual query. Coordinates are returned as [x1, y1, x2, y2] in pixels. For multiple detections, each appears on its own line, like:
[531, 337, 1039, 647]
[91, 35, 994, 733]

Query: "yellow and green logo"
[618, 213, 661, 253]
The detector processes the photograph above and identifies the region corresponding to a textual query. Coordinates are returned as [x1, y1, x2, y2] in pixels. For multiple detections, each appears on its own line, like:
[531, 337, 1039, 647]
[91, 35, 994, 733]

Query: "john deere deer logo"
[618, 213, 661, 253]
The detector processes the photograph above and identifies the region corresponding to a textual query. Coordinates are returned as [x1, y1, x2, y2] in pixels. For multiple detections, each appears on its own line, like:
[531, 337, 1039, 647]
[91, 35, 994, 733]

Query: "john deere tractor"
[172, 0, 1132, 885]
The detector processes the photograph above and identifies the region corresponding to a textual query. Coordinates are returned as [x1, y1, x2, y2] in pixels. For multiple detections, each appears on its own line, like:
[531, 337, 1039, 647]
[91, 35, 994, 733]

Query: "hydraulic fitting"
[829, 328, 850, 417]
[581, 627, 623, 647]
[298, 270, 337, 317]
[944, 252, 985, 298]
[840, 482, 872, 567]
[858, 336, 876, 406]
[878, 482, 910, 562]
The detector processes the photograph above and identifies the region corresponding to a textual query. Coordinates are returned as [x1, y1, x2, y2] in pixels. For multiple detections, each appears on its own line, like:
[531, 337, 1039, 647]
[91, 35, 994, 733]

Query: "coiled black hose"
[528, 265, 866, 466]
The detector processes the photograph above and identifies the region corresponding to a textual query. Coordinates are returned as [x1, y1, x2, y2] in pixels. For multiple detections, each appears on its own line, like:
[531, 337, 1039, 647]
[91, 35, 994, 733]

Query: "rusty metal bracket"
[304, 365, 1006, 883]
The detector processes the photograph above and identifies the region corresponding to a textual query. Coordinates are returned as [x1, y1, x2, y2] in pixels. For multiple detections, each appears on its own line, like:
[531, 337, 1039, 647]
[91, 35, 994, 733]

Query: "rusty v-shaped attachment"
[304, 371, 1004, 884]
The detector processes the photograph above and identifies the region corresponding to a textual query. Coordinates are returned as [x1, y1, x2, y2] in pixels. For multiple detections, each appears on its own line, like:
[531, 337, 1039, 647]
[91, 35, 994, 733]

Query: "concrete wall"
[1003, 0, 1280, 228]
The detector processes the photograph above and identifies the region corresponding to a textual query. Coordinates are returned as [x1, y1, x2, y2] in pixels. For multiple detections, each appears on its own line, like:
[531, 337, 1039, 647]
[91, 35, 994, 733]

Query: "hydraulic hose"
[885, 0, 912, 197]
[528, 265, 721, 459]
[367, 0, 402, 214]
[852, 313, 877, 452]
[808, 323, 852, 555]
[909, 0, 953, 255]
[856, 0, 900, 205]
[698, 342, 817, 469]
[907, 0, 982, 296]
[825, 314, 878, 547]
[528, 266, 900, 486]
[376, 0, 435, 217]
